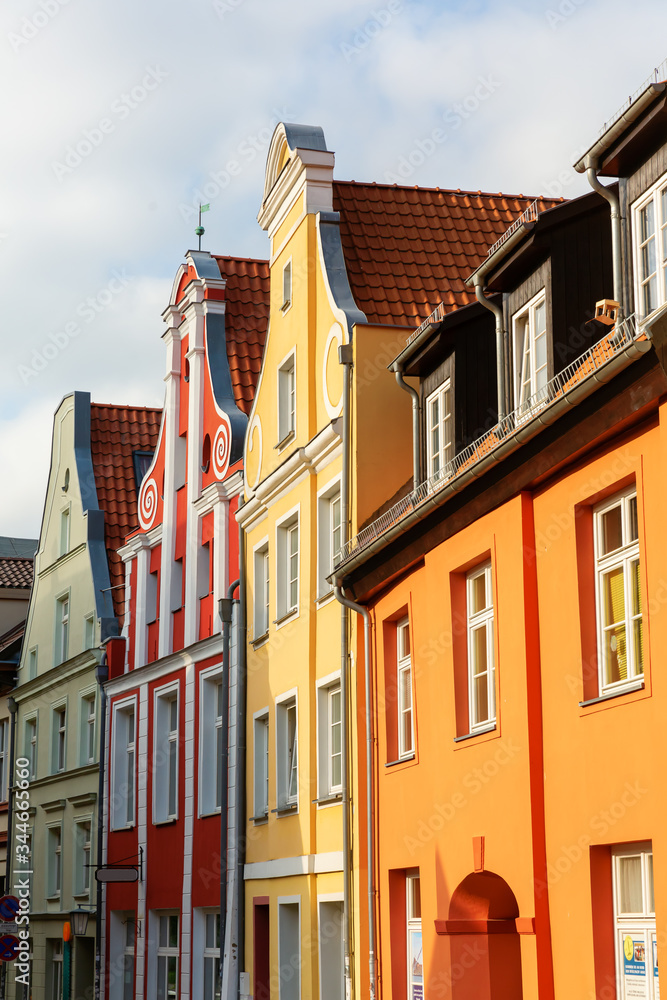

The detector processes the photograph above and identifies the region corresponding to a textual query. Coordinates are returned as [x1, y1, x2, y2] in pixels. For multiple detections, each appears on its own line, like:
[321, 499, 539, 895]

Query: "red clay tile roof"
[213, 256, 270, 415]
[90, 404, 162, 621]
[333, 182, 563, 329]
[0, 557, 33, 589]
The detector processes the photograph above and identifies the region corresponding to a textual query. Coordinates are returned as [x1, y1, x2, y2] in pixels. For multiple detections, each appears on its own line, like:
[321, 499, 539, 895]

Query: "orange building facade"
[333, 75, 667, 999]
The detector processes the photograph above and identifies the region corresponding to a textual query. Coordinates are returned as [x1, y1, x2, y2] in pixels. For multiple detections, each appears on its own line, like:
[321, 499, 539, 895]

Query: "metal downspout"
[236, 517, 248, 997]
[393, 368, 421, 489]
[585, 165, 624, 317]
[0, 696, 18, 1000]
[95, 655, 110, 1000]
[473, 281, 507, 420]
[219, 579, 240, 996]
[334, 586, 375, 1000]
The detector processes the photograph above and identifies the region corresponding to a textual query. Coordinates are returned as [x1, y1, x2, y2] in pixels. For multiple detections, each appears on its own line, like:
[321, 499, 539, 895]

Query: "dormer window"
[282, 259, 292, 311]
[513, 290, 547, 415]
[632, 172, 667, 318]
[425, 380, 453, 480]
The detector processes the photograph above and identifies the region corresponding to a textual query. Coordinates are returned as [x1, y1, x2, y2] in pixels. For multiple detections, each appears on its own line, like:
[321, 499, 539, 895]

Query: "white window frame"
[199, 666, 224, 817]
[612, 842, 656, 1000]
[275, 506, 300, 624]
[253, 538, 270, 640]
[46, 824, 62, 898]
[252, 708, 270, 820]
[51, 702, 67, 774]
[282, 258, 293, 312]
[632, 170, 667, 318]
[202, 911, 221, 1000]
[59, 504, 70, 557]
[316, 672, 343, 803]
[153, 683, 179, 824]
[425, 379, 453, 480]
[318, 894, 344, 1000]
[277, 897, 301, 1000]
[466, 562, 496, 733]
[277, 348, 297, 446]
[84, 613, 96, 650]
[594, 486, 643, 696]
[55, 592, 70, 665]
[109, 911, 136, 1000]
[317, 477, 342, 599]
[276, 690, 299, 813]
[111, 699, 136, 830]
[25, 714, 38, 780]
[73, 817, 92, 897]
[0, 719, 8, 802]
[397, 618, 414, 759]
[49, 938, 63, 1000]
[152, 911, 179, 1000]
[406, 871, 422, 1000]
[80, 689, 97, 766]
[27, 645, 37, 680]
[512, 289, 548, 415]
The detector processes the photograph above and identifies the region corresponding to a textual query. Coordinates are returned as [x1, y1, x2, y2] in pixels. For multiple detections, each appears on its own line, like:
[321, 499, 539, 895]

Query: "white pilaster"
[159, 307, 183, 659]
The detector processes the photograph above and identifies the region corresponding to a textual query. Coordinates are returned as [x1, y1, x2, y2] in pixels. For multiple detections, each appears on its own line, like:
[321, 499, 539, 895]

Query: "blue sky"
[1, 0, 666, 535]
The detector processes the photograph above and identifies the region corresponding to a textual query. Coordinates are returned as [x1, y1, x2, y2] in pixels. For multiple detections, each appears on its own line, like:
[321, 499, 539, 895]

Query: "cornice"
[105, 631, 223, 695]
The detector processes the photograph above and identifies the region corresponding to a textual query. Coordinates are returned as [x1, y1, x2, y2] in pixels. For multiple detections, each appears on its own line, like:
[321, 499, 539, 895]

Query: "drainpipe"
[235, 517, 248, 998]
[584, 163, 623, 318]
[336, 348, 354, 1000]
[95, 654, 110, 1000]
[334, 586, 375, 1000]
[473, 281, 507, 420]
[393, 368, 421, 489]
[219, 579, 240, 997]
[0, 695, 18, 1000]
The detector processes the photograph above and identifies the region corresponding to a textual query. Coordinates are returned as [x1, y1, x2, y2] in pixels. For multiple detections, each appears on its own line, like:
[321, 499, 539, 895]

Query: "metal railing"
[338, 314, 645, 566]
[406, 301, 447, 347]
[485, 198, 541, 261]
[597, 58, 667, 138]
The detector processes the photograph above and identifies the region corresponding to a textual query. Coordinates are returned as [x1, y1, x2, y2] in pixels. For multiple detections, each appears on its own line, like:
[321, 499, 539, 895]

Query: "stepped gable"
[89, 403, 162, 620]
[333, 181, 563, 329]
[213, 255, 270, 416]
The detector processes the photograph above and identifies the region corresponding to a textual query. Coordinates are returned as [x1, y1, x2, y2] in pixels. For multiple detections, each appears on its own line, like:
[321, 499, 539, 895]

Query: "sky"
[1, 0, 666, 537]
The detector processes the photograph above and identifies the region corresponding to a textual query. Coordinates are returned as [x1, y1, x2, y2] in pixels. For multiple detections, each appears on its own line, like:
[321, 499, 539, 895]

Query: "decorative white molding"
[244, 851, 344, 880]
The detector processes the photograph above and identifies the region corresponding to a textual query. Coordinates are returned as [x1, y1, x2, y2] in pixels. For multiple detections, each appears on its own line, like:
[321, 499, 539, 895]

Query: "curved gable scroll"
[262, 123, 329, 202]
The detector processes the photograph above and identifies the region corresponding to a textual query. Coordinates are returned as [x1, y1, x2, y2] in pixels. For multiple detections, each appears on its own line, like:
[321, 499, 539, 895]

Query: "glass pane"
[204, 957, 213, 1000]
[411, 876, 421, 919]
[470, 573, 487, 615]
[619, 855, 643, 913]
[400, 667, 412, 713]
[634, 619, 644, 677]
[169, 699, 177, 732]
[289, 527, 298, 557]
[401, 707, 413, 754]
[216, 726, 223, 809]
[169, 741, 177, 817]
[205, 913, 215, 949]
[648, 854, 655, 913]
[602, 566, 625, 625]
[157, 958, 166, 1000]
[159, 916, 167, 948]
[472, 625, 487, 675]
[642, 237, 657, 278]
[535, 330, 547, 371]
[123, 956, 134, 1000]
[167, 955, 177, 1000]
[600, 505, 623, 554]
[628, 495, 638, 542]
[641, 201, 655, 243]
[125, 919, 135, 948]
[217, 682, 223, 718]
[644, 275, 657, 315]
[604, 624, 627, 684]
[534, 301, 546, 335]
[399, 623, 410, 659]
[474, 671, 489, 724]
[169, 915, 178, 949]
[331, 750, 341, 789]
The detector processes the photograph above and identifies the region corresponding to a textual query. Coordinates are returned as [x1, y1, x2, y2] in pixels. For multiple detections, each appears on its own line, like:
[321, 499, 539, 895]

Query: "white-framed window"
[632, 171, 667, 317]
[80, 692, 96, 766]
[197, 540, 211, 601]
[612, 843, 656, 1000]
[25, 715, 37, 780]
[28, 646, 37, 679]
[406, 872, 423, 1000]
[276, 692, 298, 811]
[155, 912, 179, 1000]
[277, 350, 296, 445]
[318, 897, 344, 1000]
[55, 593, 69, 665]
[73, 819, 92, 896]
[466, 562, 496, 732]
[253, 541, 270, 639]
[276, 510, 299, 622]
[48, 939, 63, 1000]
[253, 709, 270, 820]
[122, 915, 136, 1000]
[199, 668, 224, 817]
[317, 674, 343, 801]
[317, 480, 342, 596]
[594, 487, 643, 695]
[59, 506, 70, 557]
[278, 898, 300, 1000]
[147, 568, 159, 624]
[154, 686, 179, 824]
[513, 290, 548, 414]
[47, 825, 62, 898]
[0, 720, 8, 802]
[84, 613, 96, 649]
[397, 618, 414, 759]
[111, 701, 136, 830]
[203, 912, 221, 1000]
[52, 704, 67, 773]
[426, 380, 453, 479]
[109, 911, 136, 1000]
[282, 259, 292, 311]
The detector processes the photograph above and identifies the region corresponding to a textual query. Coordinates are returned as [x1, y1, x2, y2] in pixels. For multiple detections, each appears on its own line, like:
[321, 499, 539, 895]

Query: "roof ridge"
[212, 254, 270, 266]
[90, 402, 162, 413]
[333, 179, 565, 203]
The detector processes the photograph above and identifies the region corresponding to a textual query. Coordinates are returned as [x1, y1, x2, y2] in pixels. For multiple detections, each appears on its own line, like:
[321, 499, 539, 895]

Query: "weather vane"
[196, 203, 210, 250]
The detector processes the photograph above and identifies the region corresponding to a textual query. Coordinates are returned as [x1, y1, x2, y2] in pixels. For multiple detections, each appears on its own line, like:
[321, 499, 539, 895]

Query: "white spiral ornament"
[138, 477, 158, 529]
[212, 420, 232, 480]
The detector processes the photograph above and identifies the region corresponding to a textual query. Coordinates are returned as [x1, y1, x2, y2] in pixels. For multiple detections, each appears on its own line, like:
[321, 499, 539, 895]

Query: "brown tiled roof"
[333, 182, 563, 329]
[0, 557, 33, 589]
[213, 256, 270, 415]
[90, 404, 162, 621]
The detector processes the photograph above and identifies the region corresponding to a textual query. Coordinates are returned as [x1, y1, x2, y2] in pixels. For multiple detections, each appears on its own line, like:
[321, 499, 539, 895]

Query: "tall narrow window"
[317, 484, 342, 596]
[203, 912, 221, 1000]
[25, 717, 37, 780]
[154, 691, 178, 824]
[426, 380, 453, 480]
[52, 706, 66, 773]
[200, 672, 224, 816]
[47, 826, 62, 897]
[74, 820, 92, 895]
[634, 173, 667, 316]
[282, 259, 292, 310]
[613, 844, 655, 1000]
[594, 488, 643, 694]
[397, 619, 414, 759]
[49, 939, 63, 1000]
[513, 290, 548, 414]
[278, 902, 300, 1000]
[123, 916, 136, 1000]
[0, 720, 7, 802]
[276, 695, 298, 811]
[80, 694, 96, 765]
[277, 515, 299, 620]
[406, 873, 423, 1000]
[84, 614, 95, 650]
[328, 685, 342, 794]
[28, 646, 37, 679]
[111, 704, 135, 829]
[156, 913, 179, 1000]
[253, 712, 270, 820]
[278, 352, 296, 444]
[466, 563, 495, 732]
[56, 596, 69, 665]
[60, 507, 70, 556]
[253, 543, 270, 639]
[287, 702, 298, 804]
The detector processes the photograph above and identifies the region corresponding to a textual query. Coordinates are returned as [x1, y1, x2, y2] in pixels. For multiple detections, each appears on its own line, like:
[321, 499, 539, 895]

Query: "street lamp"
[70, 908, 91, 937]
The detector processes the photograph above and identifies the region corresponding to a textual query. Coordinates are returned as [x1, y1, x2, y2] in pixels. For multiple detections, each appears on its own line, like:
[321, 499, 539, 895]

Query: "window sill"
[46, 895, 61, 903]
[72, 891, 91, 901]
[153, 817, 177, 827]
[250, 813, 269, 824]
[313, 793, 342, 805]
[110, 823, 135, 833]
[315, 590, 336, 608]
[274, 431, 296, 452]
[199, 808, 222, 820]
[385, 754, 415, 767]
[251, 632, 269, 648]
[454, 723, 496, 743]
[271, 803, 298, 817]
[579, 681, 644, 707]
[274, 609, 298, 629]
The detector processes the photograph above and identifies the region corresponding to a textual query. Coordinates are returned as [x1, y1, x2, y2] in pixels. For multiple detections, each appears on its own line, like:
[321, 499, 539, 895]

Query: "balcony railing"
[337, 314, 648, 567]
